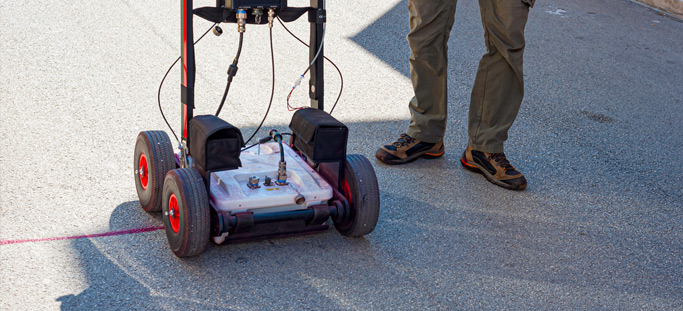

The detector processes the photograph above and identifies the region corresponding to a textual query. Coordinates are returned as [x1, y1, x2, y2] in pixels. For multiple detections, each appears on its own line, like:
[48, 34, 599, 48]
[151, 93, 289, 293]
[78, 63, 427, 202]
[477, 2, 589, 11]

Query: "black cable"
[235, 31, 244, 60]
[277, 17, 344, 115]
[240, 133, 291, 152]
[278, 138, 285, 162]
[241, 142, 259, 152]
[241, 139, 284, 162]
[158, 23, 216, 143]
[243, 26, 276, 145]
[215, 32, 244, 116]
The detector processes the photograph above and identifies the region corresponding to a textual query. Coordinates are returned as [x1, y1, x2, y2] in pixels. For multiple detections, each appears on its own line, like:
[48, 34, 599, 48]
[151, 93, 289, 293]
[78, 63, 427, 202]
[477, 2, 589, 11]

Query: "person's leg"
[468, 0, 529, 153]
[376, 0, 456, 165]
[461, 0, 529, 190]
[406, 0, 458, 143]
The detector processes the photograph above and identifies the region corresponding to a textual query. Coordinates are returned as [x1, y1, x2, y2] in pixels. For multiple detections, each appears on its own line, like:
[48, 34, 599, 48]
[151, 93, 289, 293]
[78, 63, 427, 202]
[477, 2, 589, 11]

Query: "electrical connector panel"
[217, 0, 287, 9]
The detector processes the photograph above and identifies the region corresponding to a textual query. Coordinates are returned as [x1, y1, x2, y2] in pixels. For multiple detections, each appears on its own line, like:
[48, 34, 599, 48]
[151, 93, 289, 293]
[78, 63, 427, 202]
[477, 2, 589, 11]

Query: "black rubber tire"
[334, 154, 380, 237]
[162, 168, 210, 257]
[134, 131, 175, 212]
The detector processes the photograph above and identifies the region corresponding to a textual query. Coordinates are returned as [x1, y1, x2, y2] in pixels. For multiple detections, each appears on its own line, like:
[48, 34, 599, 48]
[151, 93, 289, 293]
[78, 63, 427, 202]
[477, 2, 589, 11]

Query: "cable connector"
[276, 161, 288, 185]
[253, 8, 263, 25]
[269, 129, 283, 142]
[292, 75, 304, 89]
[227, 64, 238, 81]
[236, 9, 247, 33]
[268, 8, 275, 28]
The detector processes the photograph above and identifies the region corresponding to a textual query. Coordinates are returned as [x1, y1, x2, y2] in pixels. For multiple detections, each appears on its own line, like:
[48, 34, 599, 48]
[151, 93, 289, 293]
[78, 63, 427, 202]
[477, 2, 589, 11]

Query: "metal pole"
[309, 0, 325, 110]
[181, 0, 195, 149]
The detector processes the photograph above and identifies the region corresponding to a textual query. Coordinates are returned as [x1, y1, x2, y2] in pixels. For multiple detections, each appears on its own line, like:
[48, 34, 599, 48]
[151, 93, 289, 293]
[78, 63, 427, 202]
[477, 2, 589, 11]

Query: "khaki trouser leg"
[405, 0, 457, 144]
[468, 0, 529, 153]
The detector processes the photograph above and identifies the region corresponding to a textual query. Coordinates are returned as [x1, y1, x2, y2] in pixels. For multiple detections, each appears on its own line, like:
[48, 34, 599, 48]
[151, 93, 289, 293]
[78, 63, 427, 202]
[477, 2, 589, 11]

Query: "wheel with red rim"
[162, 168, 210, 257]
[134, 131, 175, 212]
[333, 154, 380, 237]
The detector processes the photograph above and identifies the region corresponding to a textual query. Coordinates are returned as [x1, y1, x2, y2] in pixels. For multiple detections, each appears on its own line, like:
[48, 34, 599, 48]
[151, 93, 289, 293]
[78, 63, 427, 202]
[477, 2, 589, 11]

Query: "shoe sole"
[376, 147, 445, 165]
[460, 155, 526, 191]
[422, 149, 445, 159]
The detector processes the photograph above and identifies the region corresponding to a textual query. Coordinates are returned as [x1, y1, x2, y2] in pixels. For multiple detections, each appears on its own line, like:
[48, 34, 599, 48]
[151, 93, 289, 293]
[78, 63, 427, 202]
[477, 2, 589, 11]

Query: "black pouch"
[189, 115, 244, 171]
[289, 108, 348, 163]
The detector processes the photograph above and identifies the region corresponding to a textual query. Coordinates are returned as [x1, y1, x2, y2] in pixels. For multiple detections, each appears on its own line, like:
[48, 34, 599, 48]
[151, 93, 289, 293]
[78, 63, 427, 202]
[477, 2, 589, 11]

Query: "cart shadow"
[55, 199, 387, 310]
[58, 178, 681, 310]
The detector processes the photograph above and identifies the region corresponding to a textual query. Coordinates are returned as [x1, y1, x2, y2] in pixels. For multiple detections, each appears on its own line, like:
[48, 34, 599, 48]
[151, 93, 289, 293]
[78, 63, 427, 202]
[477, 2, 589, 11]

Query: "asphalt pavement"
[1, 0, 681, 310]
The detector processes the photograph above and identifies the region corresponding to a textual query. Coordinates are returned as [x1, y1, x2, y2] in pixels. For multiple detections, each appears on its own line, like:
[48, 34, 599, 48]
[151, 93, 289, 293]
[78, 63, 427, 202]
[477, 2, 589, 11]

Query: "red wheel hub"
[341, 178, 352, 203]
[168, 193, 180, 233]
[139, 153, 149, 190]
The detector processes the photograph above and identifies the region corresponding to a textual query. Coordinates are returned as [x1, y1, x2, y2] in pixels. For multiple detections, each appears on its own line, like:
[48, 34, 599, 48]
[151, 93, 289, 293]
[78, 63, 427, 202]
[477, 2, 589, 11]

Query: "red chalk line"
[0, 226, 165, 245]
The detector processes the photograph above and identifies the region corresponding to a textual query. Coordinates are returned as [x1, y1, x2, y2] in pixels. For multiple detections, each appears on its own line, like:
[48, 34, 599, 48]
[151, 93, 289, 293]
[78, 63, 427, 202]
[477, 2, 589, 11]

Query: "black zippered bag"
[289, 108, 348, 163]
[190, 115, 244, 171]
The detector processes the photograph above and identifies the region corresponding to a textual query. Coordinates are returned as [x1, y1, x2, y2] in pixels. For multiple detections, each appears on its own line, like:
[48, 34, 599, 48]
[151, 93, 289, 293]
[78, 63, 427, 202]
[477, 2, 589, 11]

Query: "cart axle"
[213, 199, 347, 237]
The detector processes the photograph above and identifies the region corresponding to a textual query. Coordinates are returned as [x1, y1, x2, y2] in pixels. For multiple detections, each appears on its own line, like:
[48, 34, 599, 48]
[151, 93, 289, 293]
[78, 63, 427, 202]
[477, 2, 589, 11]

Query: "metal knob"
[248, 175, 259, 186]
[212, 25, 223, 36]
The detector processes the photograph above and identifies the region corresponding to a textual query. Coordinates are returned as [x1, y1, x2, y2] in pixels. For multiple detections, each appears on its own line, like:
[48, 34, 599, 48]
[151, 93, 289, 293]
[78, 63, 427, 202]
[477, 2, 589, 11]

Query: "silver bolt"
[249, 175, 260, 185]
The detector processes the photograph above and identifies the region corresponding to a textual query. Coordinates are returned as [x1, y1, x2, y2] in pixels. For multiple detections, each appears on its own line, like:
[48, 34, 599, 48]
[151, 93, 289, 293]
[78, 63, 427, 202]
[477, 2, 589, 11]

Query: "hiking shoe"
[460, 146, 527, 190]
[375, 133, 444, 165]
